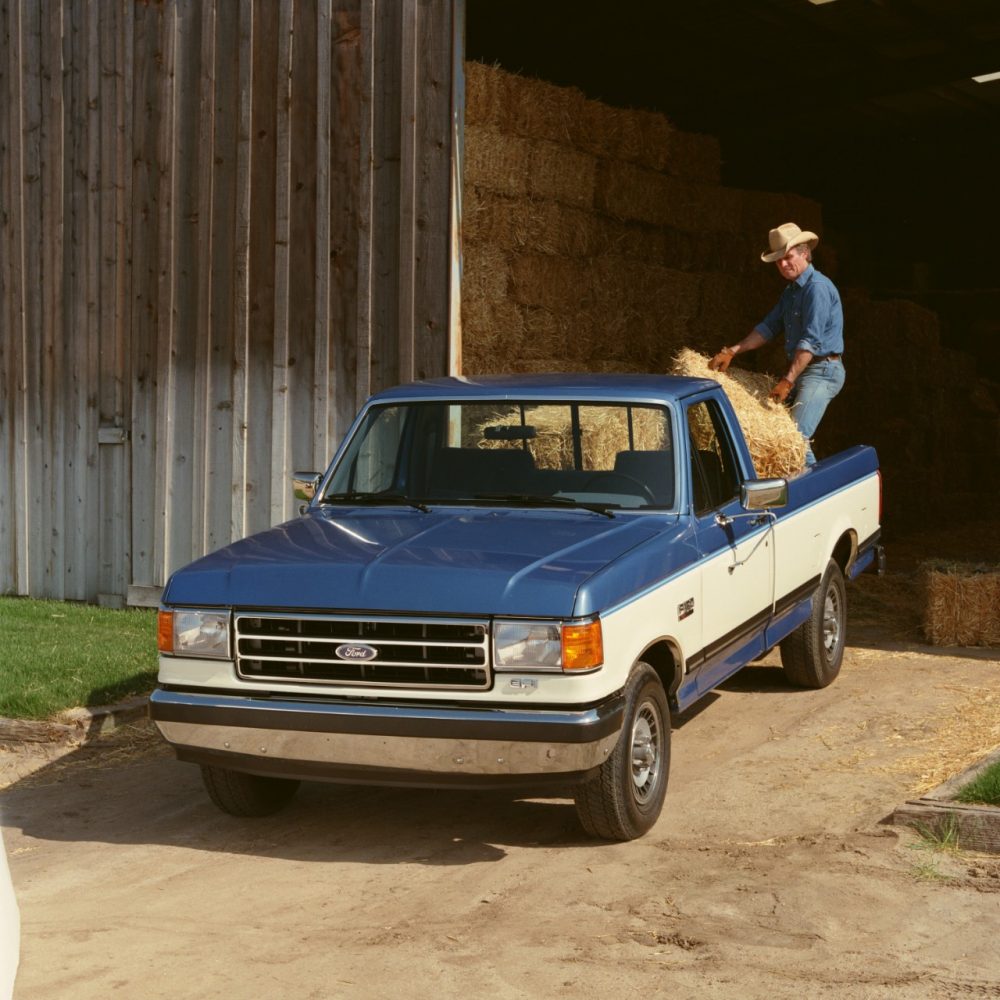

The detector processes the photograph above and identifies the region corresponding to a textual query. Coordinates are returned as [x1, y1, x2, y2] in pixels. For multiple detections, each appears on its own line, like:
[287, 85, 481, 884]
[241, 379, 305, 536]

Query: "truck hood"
[162, 506, 679, 618]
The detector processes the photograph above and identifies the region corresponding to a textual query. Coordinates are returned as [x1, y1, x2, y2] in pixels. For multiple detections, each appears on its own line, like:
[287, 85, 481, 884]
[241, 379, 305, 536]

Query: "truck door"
[685, 398, 773, 695]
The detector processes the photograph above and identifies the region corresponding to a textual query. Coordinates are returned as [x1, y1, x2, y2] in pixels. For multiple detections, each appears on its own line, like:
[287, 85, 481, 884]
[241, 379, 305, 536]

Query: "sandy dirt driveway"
[2, 639, 999, 1000]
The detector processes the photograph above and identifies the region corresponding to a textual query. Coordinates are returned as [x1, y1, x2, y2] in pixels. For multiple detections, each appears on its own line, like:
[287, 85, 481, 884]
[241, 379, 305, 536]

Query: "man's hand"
[769, 378, 793, 403]
[708, 347, 735, 373]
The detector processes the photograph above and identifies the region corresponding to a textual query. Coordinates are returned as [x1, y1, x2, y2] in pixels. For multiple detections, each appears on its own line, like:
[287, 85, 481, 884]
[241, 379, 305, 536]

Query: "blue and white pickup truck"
[151, 374, 884, 840]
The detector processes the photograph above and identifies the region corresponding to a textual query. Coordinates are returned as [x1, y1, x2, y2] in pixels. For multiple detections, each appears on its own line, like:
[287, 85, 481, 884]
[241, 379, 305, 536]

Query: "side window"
[686, 401, 740, 515]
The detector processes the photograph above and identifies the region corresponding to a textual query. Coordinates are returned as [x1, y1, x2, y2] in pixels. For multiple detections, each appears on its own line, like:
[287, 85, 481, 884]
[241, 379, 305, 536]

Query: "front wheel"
[574, 663, 670, 841]
[780, 558, 846, 688]
[200, 765, 300, 817]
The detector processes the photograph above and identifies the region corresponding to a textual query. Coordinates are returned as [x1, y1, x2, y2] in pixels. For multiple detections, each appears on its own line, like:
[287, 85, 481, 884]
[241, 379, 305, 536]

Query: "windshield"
[323, 400, 675, 511]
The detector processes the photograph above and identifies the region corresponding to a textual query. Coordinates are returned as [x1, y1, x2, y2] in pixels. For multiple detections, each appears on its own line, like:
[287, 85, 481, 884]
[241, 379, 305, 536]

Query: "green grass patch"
[955, 759, 1000, 807]
[0, 597, 157, 720]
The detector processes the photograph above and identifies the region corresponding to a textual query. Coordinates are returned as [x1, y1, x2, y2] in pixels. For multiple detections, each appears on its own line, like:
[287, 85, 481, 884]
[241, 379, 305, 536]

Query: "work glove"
[769, 378, 793, 403]
[708, 347, 735, 373]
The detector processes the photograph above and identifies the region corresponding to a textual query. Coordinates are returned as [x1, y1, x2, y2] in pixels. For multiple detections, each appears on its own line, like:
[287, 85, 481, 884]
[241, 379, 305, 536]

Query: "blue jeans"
[791, 358, 845, 465]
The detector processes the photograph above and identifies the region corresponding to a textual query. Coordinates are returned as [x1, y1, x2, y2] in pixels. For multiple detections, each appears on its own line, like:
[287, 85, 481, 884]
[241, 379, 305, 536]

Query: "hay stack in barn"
[671, 348, 808, 478]
[921, 561, 1000, 647]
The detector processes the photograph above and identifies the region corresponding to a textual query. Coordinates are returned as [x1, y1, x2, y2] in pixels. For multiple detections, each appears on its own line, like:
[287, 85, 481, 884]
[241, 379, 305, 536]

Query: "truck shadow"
[0, 733, 646, 864]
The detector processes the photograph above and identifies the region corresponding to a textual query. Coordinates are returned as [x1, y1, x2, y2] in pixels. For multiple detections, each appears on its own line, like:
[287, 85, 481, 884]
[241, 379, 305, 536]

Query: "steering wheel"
[580, 472, 656, 503]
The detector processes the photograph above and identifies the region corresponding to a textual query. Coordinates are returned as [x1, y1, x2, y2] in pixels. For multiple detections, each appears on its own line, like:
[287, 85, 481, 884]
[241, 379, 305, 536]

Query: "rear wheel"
[780, 558, 846, 688]
[574, 663, 670, 841]
[200, 765, 300, 817]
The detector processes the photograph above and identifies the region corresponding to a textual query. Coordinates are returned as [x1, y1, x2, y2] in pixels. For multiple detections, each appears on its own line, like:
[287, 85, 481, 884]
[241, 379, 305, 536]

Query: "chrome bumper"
[150, 689, 625, 788]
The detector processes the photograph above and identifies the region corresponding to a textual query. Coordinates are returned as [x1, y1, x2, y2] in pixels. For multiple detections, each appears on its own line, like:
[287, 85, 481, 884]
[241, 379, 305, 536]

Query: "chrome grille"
[234, 613, 491, 690]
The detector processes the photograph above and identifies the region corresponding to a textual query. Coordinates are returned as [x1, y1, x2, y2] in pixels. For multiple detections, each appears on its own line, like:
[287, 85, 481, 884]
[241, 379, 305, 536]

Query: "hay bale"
[498, 70, 586, 144]
[595, 161, 686, 228]
[528, 140, 597, 210]
[667, 131, 722, 184]
[464, 61, 506, 128]
[741, 189, 824, 238]
[475, 400, 670, 471]
[921, 561, 1000, 647]
[670, 348, 808, 478]
[464, 125, 531, 197]
[509, 254, 590, 312]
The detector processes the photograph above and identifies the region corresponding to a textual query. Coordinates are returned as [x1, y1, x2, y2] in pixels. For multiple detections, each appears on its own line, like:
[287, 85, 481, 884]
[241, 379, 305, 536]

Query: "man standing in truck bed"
[709, 222, 845, 465]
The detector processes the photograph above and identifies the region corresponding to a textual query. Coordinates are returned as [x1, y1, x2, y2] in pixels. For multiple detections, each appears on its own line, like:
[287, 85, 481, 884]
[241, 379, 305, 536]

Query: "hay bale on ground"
[921, 562, 1000, 647]
[671, 348, 808, 478]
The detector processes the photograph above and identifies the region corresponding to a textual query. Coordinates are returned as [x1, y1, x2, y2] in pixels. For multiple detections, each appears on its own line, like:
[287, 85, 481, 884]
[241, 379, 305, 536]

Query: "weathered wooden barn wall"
[0, 0, 458, 605]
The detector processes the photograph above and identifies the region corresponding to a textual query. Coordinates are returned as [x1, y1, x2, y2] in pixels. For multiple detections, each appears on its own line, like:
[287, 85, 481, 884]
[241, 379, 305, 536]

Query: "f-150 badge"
[677, 598, 695, 621]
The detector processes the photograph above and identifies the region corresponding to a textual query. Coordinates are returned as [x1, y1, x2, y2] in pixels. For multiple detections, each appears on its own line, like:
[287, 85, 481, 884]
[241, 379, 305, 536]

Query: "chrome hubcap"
[631, 701, 661, 803]
[822, 585, 841, 659]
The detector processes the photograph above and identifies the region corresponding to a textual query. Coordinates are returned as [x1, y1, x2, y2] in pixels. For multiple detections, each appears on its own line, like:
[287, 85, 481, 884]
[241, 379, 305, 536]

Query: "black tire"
[574, 663, 670, 841]
[200, 765, 300, 817]
[780, 558, 846, 689]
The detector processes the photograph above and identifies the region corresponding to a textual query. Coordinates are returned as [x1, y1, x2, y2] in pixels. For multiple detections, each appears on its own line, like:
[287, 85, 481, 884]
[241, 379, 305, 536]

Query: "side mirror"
[741, 478, 788, 511]
[292, 471, 322, 513]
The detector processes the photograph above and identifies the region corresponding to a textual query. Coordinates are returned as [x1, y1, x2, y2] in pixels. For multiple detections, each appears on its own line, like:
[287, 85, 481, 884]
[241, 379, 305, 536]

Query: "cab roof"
[370, 373, 717, 405]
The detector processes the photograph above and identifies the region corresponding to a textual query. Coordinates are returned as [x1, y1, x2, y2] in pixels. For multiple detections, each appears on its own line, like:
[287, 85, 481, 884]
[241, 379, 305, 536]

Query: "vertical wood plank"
[0, 0, 29, 594]
[289, 0, 320, 476]
[313, 0, 333, 468]
[330, 0, 363, 442]
[97, 0, 130, 603]
[64, 0, 88, 598]
[397, 0, 417, 384]
[165, 0, 201, 572]
[245, 0, 279, 537]
[412, 0, 452, 382]
[354, 0, 375, 411]
[40, 0, 66, 596]
[117, 0, 134, 599]
[230, 0, 254, 542]
[191, 0, 217, 554]
[369, 0, 402, 394]
[205, 0, 239, 553]
[152, 0, 178, 583]
[269, 0, 294, 525]
[448, 0, 463, 375]
[129, 0, 166, 590]
[21, 0, 46, 594]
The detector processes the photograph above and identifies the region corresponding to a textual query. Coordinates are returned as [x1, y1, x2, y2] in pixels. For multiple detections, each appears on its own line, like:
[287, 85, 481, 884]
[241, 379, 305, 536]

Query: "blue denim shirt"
[755, 265, 844, 360]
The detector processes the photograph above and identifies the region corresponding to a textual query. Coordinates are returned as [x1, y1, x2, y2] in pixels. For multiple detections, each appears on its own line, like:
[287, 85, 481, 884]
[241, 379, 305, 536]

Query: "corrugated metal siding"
[0, 0, 457, 604]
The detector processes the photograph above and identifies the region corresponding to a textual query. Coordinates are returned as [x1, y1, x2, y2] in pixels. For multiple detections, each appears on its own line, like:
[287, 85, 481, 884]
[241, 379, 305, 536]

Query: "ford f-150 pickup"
[151, 374, 884, 840]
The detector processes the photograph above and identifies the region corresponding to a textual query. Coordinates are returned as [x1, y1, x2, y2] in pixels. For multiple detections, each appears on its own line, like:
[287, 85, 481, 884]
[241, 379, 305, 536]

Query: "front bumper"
[150, 688, 625, 789]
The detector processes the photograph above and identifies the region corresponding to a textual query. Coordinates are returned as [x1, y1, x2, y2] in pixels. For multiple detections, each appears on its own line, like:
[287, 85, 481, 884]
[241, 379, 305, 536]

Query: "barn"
[1, 0, 998, 606]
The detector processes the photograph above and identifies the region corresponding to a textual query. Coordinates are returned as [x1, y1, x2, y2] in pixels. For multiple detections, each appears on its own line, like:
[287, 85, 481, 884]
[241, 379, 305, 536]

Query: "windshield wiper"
[473, 493, 616, 519]
[320, 491, 430, 513]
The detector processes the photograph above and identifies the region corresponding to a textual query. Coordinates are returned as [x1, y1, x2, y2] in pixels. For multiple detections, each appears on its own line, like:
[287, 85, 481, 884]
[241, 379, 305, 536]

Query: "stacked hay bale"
[819, 291, 1000, 522]
[462, 62, 822, 375]
[461, 62, 1000, 528]
[922, 562, 1000, 646]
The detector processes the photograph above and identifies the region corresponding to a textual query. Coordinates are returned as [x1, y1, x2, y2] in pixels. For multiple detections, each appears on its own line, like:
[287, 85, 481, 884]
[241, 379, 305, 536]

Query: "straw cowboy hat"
[760, 222, 819, 262]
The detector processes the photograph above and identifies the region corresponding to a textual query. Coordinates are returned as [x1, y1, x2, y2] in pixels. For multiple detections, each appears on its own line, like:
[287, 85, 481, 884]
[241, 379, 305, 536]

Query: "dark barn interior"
[465, 0, 1000, 564]
[467, 0, 1000, 365]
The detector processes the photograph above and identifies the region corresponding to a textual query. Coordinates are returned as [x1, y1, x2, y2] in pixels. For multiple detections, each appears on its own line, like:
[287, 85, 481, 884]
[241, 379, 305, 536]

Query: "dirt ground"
[3, 625, 1000, 1000]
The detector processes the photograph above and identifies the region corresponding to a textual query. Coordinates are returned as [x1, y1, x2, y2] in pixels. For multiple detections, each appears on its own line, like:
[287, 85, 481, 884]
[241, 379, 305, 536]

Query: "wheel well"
[832, 530, 856, 575]
[638, 639, 681, 704]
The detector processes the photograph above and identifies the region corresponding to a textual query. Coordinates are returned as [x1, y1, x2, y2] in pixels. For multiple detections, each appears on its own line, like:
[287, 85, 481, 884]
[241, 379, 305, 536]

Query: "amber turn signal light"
[157, 610, 174, 653]
[561, 620, 603, 671]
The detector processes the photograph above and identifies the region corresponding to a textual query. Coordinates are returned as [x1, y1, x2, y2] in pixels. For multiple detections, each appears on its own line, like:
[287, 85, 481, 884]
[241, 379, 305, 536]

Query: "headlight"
[493, 619, 603, 672]
[158, 608, 231, 659]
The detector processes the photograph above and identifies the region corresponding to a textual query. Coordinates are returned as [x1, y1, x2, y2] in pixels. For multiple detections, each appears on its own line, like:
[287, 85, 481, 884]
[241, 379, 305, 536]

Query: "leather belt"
[811, 353, 841, 363]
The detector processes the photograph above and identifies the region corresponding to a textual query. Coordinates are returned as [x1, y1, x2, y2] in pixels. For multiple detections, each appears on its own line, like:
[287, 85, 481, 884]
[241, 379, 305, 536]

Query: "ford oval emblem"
[335, 643, 378, 662]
